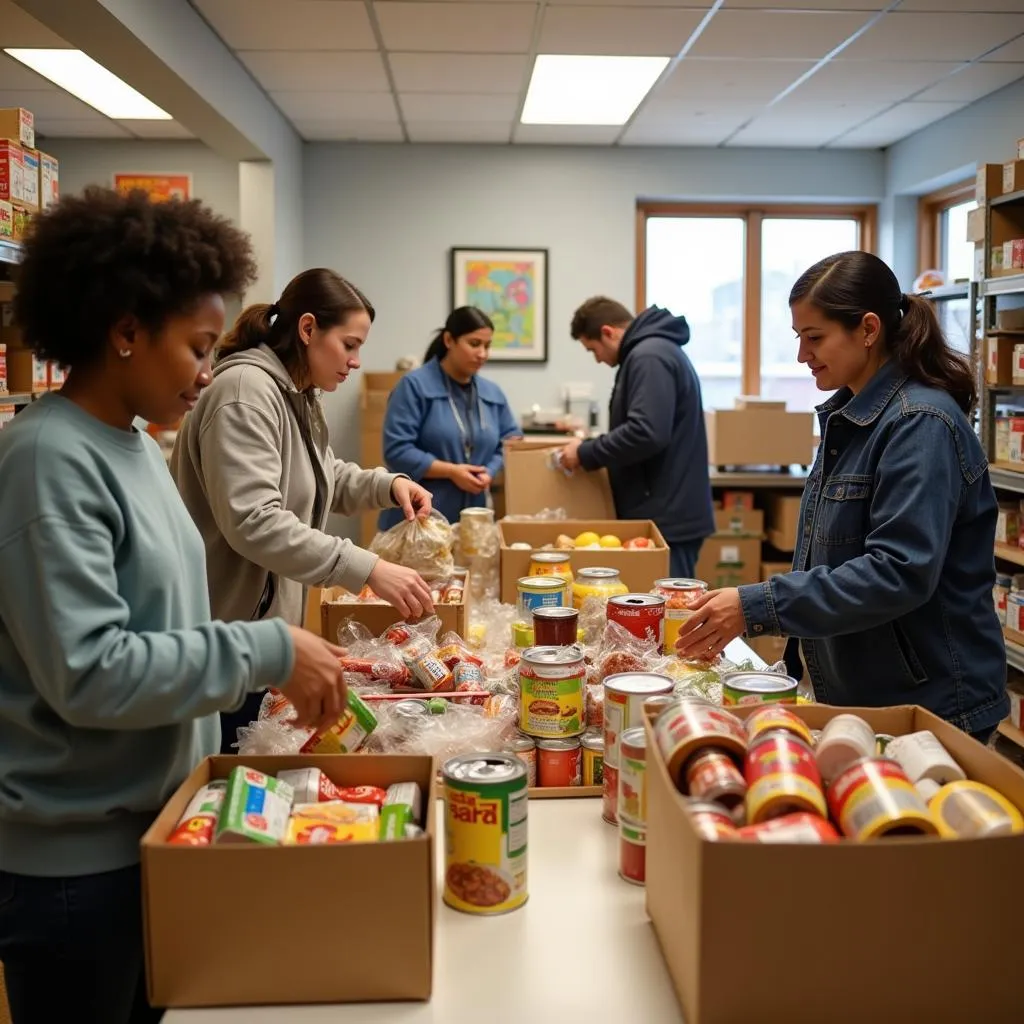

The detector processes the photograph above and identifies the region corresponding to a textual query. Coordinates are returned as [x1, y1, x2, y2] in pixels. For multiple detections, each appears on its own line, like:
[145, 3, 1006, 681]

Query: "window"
[638, 203, 876, 412]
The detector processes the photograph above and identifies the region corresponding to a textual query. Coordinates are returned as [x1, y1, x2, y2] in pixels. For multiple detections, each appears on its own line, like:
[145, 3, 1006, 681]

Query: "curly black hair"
[13, 185, 258, 368]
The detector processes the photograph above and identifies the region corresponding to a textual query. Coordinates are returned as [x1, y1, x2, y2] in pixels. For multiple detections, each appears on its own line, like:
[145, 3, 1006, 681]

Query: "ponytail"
[424, 329, 447, 363]
[218, 302, 275, 358]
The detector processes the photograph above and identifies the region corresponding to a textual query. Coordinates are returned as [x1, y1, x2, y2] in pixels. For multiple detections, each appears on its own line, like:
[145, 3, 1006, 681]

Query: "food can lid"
[609, 593, 665, 608]
[576, 567, 620, 581]
[620, 726, 647, 750]
[532, 606, 578, 621]
[581, 731, 604, 751]
[522, 644, 584, 665]
[722, 670, 798, 693]
[531, 551, 570, 564]
[604, 671, 675, 696]
[443, 753, 527, 784]
[654, 578, 708, 591]
[536, 737, 582, 750]
[518, 575, 567, 591]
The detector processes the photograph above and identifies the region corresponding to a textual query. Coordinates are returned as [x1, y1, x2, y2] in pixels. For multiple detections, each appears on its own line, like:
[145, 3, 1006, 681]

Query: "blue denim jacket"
[739, 360, 1008, 735]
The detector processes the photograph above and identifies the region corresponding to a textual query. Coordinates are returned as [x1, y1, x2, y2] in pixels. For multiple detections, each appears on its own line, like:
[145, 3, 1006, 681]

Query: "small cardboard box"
[720, 490, 755, 511]
[705, 404, 815, 468]
[765, 494, 802, 551]
[695, 535, 760, 588]
[503, 442, 616, 519]
[645, 703, 1024, 1024]
[966, 205, 986, 244]
[6, 349, 46, 392]
[997, 504, 1020, 545]
[0, 107, 34, 149]
[37, 150, 57, 209]
[998, 308, 1024, 332]
[142, 754, 436, 1008]
[18, 148, 38, 210]
[710, 507, 762, 537]
[1014, 346, 1024, 386]
[760, 560, 791, 578]
[977, 161, 1004, 203]
[988, 334, 1017, 385]
[1004, 160, 1024, 196]
[499, 519, 668, 604]
[321, 582, 468, 644]
[1010, 417, 1024, 464]
[0, 141, 24, 206]
[996, 417, 1011, 463]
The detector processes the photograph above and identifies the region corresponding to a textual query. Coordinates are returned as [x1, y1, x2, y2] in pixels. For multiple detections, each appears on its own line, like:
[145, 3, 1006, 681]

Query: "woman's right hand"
[281, 627, 349, 732]
[368, 559, 435, 620]
[449, 463, 489, 494]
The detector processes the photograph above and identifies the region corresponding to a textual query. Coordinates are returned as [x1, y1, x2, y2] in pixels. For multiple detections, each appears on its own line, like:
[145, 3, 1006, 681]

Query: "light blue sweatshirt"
[0, 395, 294, 876]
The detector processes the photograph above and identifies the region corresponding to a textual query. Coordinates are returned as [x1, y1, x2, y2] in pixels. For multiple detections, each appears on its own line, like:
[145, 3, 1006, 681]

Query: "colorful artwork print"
[451, 248, 548, 363]
[112, 173, 192, 203]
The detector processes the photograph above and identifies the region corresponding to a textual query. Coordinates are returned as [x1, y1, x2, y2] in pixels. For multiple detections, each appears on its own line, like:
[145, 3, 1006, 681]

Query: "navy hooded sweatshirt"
[577, 306, 714, 546]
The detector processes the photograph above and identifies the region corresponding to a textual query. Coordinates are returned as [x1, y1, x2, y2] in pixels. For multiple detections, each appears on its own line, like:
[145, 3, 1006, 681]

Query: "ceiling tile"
[376, 3, 536, 53]
[0, 53, 61, 92]
[545, 0, 714, 6]
[655, 58, 815, 103]
[725, 0, 886, 7]
[513, 123, 620, 144]
[0, 0, 71, 46]
[898, 0, 1024, 11]
[119, 119, 195, 139]
[913, 61, 1024, 101]
[0, 89, 99, 119]
[837, 13, 1024, 62]
[293, 119, 404, 142]
[826, 100, 967, 147]
[239, 51, 389, 92]
[389, 53, 527, 93]
[399, 92, 518, 120]
[623, 100, 750, 146]
[35, 119, 132, 139]
[786, 60, 964, 103]
[634, 95, 764, 124]
[271, 90, 398, 121]
[193, 0, 377, 51]
[537, 6, 706, 57]
[406, 120, 512, 143]
[689, 11, 874, 60]
[981, 36, 1024, 62]
[620, 120, 740, 146]
[726, 98, 892, 146]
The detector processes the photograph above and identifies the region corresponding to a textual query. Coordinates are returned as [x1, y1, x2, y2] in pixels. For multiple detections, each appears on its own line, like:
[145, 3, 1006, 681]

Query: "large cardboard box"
[705, 404, 815, 468]
[765, 493, 802, 551]
[503, 441, 615, 519]
[1004, 160, 1024, 196]
[694, 535, 760, 588]
[499, 519, 668, 604]
[321, 583, 468, 643]
[645, 703, 1024, 1024]
[142, 753, 435, 1008]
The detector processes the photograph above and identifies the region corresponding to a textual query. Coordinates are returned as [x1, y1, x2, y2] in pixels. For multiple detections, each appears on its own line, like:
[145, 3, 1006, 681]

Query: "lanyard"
[445, 378, 486, 463]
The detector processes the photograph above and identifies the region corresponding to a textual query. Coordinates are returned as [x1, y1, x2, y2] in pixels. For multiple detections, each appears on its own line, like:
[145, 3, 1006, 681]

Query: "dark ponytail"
[790, 251, 976, 413]
[423, 305, 494, 363]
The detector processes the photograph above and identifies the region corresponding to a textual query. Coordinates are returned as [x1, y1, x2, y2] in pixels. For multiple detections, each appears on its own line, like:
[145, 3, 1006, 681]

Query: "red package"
[165, 783, 226, 846]
[340, 657, 411, 686]
[436, 633, 484, 670]
[334, 785, 388, 808]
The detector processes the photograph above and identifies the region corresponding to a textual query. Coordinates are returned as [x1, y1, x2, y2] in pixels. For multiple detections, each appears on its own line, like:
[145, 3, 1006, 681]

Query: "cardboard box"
[760, 560, 791, 578]
[733, 396, 785, 411]
[705, 404, 815, 468]
[1008, 593, 1024, 633]
[997, 504, 1020, 545]
[0, 199, 11, 239]
[710, 507, 762, 537]
[720, 490, 755, 511]
[996, 416, 1011, 463]
[6, 349, 46, 392]
[11, 203, 31, 242]
[18, 148, 38, 210]
[966, 206, 986, 244]
[0, 303, 20, 349]
[765, 494, 802, 551]
[645, 703, 1024, 1024]
[503, 442, 615, 519]
[977, 161, 1003, 203]
[1010, 417, 1024, 464]
[0, 107, 34, 149]
[499, 519, 668, 604]
[1014, 346, 1024, 386]
[363, 371, 406, 392]
[37, 150, 57, 209]
[998, 308, 1024, 332]
[47, 361, 65, 388]
[321, 582, 468, 644]
[1004, 160, 1024, 196]
[694, 535, 760, 588]
[142, 754, 435, 1008]
[988, 334, 1017, 384]
[0, 141, 24, 207]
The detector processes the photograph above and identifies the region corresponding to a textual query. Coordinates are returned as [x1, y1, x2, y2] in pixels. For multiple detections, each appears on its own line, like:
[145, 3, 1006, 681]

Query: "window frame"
[917, 179, 975, 277]
[635, 201, 878, 396]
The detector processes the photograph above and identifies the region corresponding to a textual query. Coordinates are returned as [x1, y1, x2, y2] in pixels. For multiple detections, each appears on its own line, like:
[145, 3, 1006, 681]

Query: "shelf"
[991, 188, 1024, 208]
[990, 464, 1024, 495]
[995, 543, 1024, 567]
[919, 283, 970, 301]
[710, 467, 810, 489]
[0, 391, 33, 406]
[0, 238, 21, 266]
[982, 275, 1024, 297]
[997, 720, 1024, 749]
[1004, 628, 1024, 673]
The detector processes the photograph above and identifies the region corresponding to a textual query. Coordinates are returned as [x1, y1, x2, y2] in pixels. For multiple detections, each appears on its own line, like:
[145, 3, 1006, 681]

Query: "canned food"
[929, 780, 1024, 839]
[581, 731, 604, 786]
[443, 753, 528, 914]
[875, 733, 896, 755]
[814, 713, 877, 782]
[745, 705, 813, 746]
[618, 727, 647, 824]
[653, 578, 708, 655]
[505, 733, 537, 787]
[519, 644, 586, 738]
[737, 813, 840, 844]
[529, 551, 574, 584]
[537, 737, 582, 787]
[619, 819, 646, 886]
[643, 694, 678, 722]
[721, 670, 799, 706]
[607, 593, 666, 647]
[517, 575, 569, 621]
[686, 799, 739, 841]
[826, 757, 938, 840]
[602, 765, 619, 825]
[533, 605, 579, 647]
[885, 730, 966, 786]
[400, 636, 454, 692]
[654, 699, 747, 788]
[744, 729, 827, 824]
[685, 748, 747, 810]
[571, 567, 629, 609]
[604, 672, 675, 769]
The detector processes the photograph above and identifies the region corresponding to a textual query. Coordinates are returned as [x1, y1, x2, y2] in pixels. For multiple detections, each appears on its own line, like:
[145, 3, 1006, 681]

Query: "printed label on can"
[582, 745, 604, 786]
[827, 758, 937, 840]
[537, 743, 581, 787]
[618, 750, 646, 824]
[602, 764, 619, 824]
[519, 655, 585, 738]
[608, 595, 665, 647]
[744, 732, 826, 824]
[654, 701, 747, 783]
[619, 821, 647, 885]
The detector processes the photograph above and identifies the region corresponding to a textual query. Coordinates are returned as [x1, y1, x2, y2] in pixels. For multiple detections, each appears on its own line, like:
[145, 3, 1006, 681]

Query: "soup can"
[721, 670, 799, 706]
[654, 699, 747, 789]
[745, 705, 813, 746]
[617, 727, 648, 824]
[686, 799, 739, 842]
[533, 606, 579, 647]
[517, 575, 568, 620]
[529, 551, 574, 584]
[607, 593, 666, 648]
[814, 713, 877, 782]
[929, 780, 1024, 839]
[442, 753, 528, 915]
[685, 748, 747, 811]
[744, 729, 827, 824]
[504, 733, 537, 787]
[519, 644, 586, 738]
[619, 820, 646, 886]
[581, 731, 604, 786]
[653, 578, 709, 655]
[738, 813, 841, 844]
[537, 737, 582, 787]
[604, 672, 675, 769]
[826, 757, 938, 840]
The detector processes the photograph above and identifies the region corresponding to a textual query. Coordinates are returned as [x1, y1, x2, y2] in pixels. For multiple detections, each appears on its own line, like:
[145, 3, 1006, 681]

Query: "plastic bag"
[363, 698, 516, 760]
[585, 620, 671, 686]
[369, 510, 454, 580]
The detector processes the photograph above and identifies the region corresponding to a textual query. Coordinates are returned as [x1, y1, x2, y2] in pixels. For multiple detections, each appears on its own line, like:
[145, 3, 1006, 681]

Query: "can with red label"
[827, 757, 938, 840]
[505, 733, 537, 787]
[685, 748, 747, 811]
[537, 737, 582, 787]
[619, 819, 646, 885]
[617, 727, 647, 824]
[738, 812, 840, 843]
[654, 699, 747, 789]
[744, 729, 827, 824]
[607, 593, 666, 647]
[745, 705, 813, 746]
[602, 764, 619, 824]
[686, 799, 739, 842]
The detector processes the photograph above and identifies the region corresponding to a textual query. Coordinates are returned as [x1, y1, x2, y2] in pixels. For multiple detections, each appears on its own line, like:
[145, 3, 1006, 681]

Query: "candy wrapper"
[369, 510, 454, 581]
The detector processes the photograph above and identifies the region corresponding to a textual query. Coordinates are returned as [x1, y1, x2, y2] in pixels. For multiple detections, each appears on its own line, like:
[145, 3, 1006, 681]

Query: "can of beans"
[745, 705, 813, 746]
[504, 733, 537, 787]
[618, 819, 646, 885]
[737, 813, 840, 843]
[607, 593, 666, 647]
[815, 713, 877, 782]
[685, 748, 747, 812]
[686, 799, 739, 842]
[517, 575, 568, 619]
[617, 727, 648, 824]
[581, 731, 604, 786]
[744, 729, 827, 824]
[533, 605, 579, 647]
[654, 699, 747, 789]
[826, 757, 938, 840]
[537, 737, 582, 787]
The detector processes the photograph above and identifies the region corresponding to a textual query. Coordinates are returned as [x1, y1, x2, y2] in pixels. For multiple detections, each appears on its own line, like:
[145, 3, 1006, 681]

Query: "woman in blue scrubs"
[380, 307, 521, 530]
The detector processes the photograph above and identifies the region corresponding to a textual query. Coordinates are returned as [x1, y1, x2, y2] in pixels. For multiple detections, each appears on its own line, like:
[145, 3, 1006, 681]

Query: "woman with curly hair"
[0, 187, 350, 1024]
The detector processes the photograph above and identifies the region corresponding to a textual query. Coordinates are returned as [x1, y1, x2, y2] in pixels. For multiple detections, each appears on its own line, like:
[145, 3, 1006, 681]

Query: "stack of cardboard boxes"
[971, 138, 1024, 282]
[989, 309, 1024, 470]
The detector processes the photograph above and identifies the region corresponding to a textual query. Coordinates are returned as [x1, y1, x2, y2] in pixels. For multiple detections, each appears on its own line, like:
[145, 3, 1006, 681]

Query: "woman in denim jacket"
[678, 251, 1007, 743]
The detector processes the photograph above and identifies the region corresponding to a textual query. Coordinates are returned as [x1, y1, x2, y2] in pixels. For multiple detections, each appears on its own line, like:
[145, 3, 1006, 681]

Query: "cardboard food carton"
[765, 494, 802, 552]
[966, 206, 986, 244]
[705, 401, 815, 468]
[0, 107, 33, 148]
[988, 335, 1016, 385]
[995, 417, 1011, 463]
[977, 162, 1003, 203]
[18, 148, 38, 210]
[645, 703, 1024, 1024]
[996, 504, 1020, 545]
[37, 150, 57, 209]
[1004, 160, 1024, 196]
[503, 441, 616, 519]
[1010, 417, 1024, 465]
[694, 535, 760, 589]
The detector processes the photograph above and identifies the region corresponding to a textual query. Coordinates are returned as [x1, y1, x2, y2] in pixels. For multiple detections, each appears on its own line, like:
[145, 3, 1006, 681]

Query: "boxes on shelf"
[761, 560, 792, 578]
[1014, 346, 1024, 385]
[705, 400, 815, 467]
[1008, 683, 1024, 731]
[694, 508, 761, 588]
[1008, 417, 1024, 465]
[0, 302, 20, 349]
[996, 416, 1011, 463]
[0, 107, 33, 149]
[966, 206, 986, 244]
[712, 506, 763, 538]
[6, 349, 46, 393]
[999, 239, 1024, 275]
[996, 504, 1020, 545]
[0, 198, 11, 239]
[977, 162, 1004, 203]
[720, 490, 755, 511]
[18, 147, 38, 210]
[1007, 592, 1024, 632]
[987, 335, 1016, 385]
[645, 702, 1024, 1024]
[38, 150, 57, 209]
[998, 308, 1024, 332]
[765, 494, 802, 552]
[47, 362, 65, 389]
[11, 203, 31, 242]
[1004, 160, 1024, 196]
[142, 754, 436, 1008]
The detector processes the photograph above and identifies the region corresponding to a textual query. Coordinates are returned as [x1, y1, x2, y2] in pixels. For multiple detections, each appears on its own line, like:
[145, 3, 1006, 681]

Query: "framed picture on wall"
[112, 173, 192, 202]
[450, 247, 548, 363]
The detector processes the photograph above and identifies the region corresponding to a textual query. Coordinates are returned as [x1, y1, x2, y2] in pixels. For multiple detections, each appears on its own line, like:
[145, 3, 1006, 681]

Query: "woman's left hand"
[392, 479, 433, 521]
[675, 588, 745, 661]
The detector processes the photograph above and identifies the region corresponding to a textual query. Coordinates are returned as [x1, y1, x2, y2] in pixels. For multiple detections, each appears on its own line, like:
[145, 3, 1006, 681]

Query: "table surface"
[164, 799, 686, 1024]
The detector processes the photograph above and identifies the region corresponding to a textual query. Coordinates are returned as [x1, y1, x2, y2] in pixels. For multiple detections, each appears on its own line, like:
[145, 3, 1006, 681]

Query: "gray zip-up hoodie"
[171, 345, 402, 626]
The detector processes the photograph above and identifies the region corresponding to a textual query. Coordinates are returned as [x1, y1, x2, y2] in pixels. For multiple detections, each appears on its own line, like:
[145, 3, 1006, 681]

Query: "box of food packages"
[0, 107, 33, 148]
[988, 334, 1016, 385]
[37, 150, 57, 209]
[1014, 346, 1024, 387]
[705, 402, 815, 468]
[503, 440, 616, 519]
[645, 702, 1024, 1024]
[498, 519, 668, 605]
[142, 754, 436, 1007]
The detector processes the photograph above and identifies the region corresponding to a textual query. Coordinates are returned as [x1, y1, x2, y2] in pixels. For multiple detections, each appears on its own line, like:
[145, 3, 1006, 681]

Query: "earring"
[119, 349, 131, 359]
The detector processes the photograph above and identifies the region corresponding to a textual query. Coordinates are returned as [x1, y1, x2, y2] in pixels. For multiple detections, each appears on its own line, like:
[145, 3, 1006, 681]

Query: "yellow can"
[529, 551, 574, 584]
[571, 567, 629, 609]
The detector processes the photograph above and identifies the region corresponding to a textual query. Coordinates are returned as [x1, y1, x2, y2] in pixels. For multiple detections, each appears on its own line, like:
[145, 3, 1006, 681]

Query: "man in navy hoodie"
[560, 296, 714, 578]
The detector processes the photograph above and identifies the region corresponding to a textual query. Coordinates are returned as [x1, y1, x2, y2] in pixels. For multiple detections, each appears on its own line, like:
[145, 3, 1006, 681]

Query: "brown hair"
[789, 251, 976, 413]
[219, 268, 374, 381]
[570, 296, 633, 341]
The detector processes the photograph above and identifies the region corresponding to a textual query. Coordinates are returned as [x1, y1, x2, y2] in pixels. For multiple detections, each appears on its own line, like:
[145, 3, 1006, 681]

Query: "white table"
[165, 799, 685, 1023]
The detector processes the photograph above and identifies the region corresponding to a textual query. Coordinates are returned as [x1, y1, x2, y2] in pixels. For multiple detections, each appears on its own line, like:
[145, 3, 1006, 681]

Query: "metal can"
[517, 575, 568, 620]
[618, 727, 648, 824]
[815, 713, 877, 782]
[571, 566, 629, 609]
[643, 693, 678, 722]
[519, 644, 586, 738]
[722, 670, 799, 706]
[602, 765, 619, 825]
[619, 819, 646, 886]
[533, 605, 579, 647]
[745, 705, 813, 746]
[442, 753, 528, 914]
[654, 699, 747, 789]
[826, 757, 938, 840]
[737, 813, 840, 844]
[744, 729, 826, 824]
[505, 733, 537, 788]
[537, 737, 582, 787]
[929, 780, 1024, 839]
[686, 799, 739, 842]
[581, 731, 604, 786]
[653, 578, 709, 655]
[607, 593, 666, 647]
[685, 748, 747, 811]
[400, 636, 454, 692]
[528, 551, 574, 584]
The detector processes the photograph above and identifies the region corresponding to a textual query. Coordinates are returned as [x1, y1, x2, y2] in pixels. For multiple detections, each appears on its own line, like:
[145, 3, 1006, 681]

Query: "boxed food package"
[0, 107, 33, 148]
[0, 199, 11, 239]
[11, 203, 31, 242]
[996, 416, 1011, 463]
[1014, 346, 1024, 386]
[712, 507, 763, 537]
[977, 162, 1004, 203]
[992, 246, 1005, 276]
[1004, 160, 1024, 196]
[18, 148, 38, 210]
[142, 753, 436, 1007]
[996, 504, 1020, 545]
[765, 494, 802, 552]
[705, 402, 815, 468]
[1006, 239, 1024, 272]
[988, 335, 1016, 385]
[1007, 592, 1024, 633]
[0, 141, 25, 206]
[47, 362, 65, 388]
[645, 703, 1024, 1024]
[6, 349, 47, 393]
[1009, 417, 1024, 464]
[966, 206, 986, 244]
[38, 150, 57, 209]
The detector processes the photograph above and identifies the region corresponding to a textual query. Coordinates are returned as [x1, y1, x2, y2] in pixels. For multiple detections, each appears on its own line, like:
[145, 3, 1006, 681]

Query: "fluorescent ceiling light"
[521, 54, 669, 126]
[4, 48, 171, 120]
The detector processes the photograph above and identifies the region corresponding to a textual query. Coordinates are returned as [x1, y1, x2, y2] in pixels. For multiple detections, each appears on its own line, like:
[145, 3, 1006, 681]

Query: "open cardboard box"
[142, 754, 436, 1008]
[499, 519, 668, 605]
[503, 441, 616, 519]
[645, 703, 1024, 1024]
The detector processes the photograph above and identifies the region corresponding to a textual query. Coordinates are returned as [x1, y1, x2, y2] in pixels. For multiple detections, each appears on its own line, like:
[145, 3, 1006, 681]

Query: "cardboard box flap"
[503, 442, 616, 518]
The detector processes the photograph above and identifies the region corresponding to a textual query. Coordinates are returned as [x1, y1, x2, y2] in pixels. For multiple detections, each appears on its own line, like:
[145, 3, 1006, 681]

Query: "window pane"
[760, 218, 859, 413]
[942, 199, 977, 283]
[644, 217, 744, 411]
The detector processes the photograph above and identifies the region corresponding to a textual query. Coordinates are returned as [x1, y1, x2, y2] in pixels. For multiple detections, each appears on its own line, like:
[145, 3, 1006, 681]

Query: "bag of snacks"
[369, 510, 454, 581]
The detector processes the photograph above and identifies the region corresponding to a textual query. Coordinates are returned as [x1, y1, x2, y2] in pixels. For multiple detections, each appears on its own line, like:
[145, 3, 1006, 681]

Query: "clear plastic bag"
[369, 510, 454, 580]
